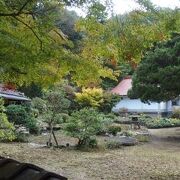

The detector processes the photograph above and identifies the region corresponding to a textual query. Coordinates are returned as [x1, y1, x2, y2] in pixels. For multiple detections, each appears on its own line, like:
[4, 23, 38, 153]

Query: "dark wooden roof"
[0, 156, 67, 180]
[0, 84, 30, 101]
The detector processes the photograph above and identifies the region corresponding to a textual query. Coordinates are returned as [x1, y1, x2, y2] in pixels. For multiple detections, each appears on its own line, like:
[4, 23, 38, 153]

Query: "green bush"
[6, 105, 27, 125]
[64, 108, 104, 148]
[171, 109, 180, 119]
[13, 131, 29, 142]
[26, 117, 40, 134]
[31, 97, 46, 114]
[108, 125, 121, 136]
[6, 104, 39, 134]
[0, 113, 16, 142]
[0, 99, 16, 141]
[96, 113, 113, 135]
[99, 93, 121, 114]
[139, 116, 180, 128]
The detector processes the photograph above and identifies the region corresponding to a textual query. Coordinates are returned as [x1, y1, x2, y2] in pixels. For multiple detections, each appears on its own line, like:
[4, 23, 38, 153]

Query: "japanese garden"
[0, 0, 180, 179]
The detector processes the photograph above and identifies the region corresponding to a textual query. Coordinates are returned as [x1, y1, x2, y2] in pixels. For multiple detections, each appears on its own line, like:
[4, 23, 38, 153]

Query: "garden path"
[148, 127, 180, 152]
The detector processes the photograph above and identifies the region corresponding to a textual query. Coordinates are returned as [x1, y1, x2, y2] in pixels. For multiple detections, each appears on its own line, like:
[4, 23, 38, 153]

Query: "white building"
[111, 77, 175, 116]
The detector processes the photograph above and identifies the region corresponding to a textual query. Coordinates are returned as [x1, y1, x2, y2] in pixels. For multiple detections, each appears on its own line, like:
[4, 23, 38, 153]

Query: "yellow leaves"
[75, 87, 104, 107]
[98, 67, 116, 80]
[75, 18, 105, 37]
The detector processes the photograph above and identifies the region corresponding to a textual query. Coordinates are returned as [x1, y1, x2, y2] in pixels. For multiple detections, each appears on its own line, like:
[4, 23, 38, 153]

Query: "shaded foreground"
[0, 128, 180, 180]
[0, 156, 67, 180]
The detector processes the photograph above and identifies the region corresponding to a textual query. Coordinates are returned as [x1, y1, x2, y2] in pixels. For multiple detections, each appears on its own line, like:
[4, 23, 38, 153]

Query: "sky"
[113, 0, 180, 15]
[69, 0, 180, 16]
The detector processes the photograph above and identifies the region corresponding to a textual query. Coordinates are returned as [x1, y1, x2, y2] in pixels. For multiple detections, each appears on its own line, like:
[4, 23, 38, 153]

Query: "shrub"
[82, 137, 98, 149]
[6, 105, 28, 125]
[120, 130, 137, 137]
[108, 125, 121, 136]
[64, 108, 104, 148]
[31, 97, 46, 114]
[75, 88, 104, 108]
[75, 88, 121, 114]
[96, 113, 114, 135]
[139, 116, 180, 128]
[0, 113, 16, 141]
[26, 117, 40, 134]
[6, 104, 39, 134]
[99, 93, 121, 114]
[0, 99, 16, 141]
[105, 113, 117, 120]
[14, 131, 29, 142]
[171, 108, 180, 119]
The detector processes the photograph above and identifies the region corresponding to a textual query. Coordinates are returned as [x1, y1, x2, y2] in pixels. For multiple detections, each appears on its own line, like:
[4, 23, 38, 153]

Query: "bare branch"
[13, 16, 43, 50]
[0, 0, 33, 17]
[53, 29, 68, 41]
[17, 0, 33, 15]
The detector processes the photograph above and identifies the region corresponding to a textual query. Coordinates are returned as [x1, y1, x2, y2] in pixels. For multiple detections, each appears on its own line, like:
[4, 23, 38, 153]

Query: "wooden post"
[52, 131, 59, 147]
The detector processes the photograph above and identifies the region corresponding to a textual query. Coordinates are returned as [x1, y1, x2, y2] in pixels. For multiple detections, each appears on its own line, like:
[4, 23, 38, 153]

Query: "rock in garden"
[107, 136, 138, 146]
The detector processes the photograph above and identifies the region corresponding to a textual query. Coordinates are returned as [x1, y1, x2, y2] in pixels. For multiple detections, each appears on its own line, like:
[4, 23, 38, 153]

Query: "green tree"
[64, 108, 104, 147]
[77, 3, 180, 78]
[0, 0, 115, 87]
[56, 9, 82, 49]
[18, 82, 43, 98]
[33, 86, 70, 146]
[128, 33, 180, 102]
[86, 1, 108, 23]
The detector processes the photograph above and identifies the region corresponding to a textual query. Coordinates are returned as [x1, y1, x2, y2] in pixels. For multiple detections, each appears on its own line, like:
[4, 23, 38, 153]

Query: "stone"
[15, 125, 29, 135]
[107, 136, 138, 146]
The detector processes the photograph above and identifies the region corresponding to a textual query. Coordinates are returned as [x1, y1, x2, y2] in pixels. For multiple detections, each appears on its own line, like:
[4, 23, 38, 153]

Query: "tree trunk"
[52, 130, 59, 147]
[48, 123, 53, 147]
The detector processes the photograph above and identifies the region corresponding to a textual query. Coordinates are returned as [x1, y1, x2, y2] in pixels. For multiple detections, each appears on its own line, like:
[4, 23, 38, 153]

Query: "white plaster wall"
[166, 101, 172, 111]
[113, 98, 171, 113]
[176, 99, 180, 106]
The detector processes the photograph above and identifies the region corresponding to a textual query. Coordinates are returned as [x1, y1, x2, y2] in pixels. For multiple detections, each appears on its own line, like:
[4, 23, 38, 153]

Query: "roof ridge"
[0, 157, 67, 180]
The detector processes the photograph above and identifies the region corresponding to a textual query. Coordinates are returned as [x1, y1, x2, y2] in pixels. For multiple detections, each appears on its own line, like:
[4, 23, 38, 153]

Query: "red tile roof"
[111, 77, 132, 96]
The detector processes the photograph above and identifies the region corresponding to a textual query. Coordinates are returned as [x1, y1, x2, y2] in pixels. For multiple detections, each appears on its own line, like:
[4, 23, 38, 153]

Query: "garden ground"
[0, 127, 180, 180]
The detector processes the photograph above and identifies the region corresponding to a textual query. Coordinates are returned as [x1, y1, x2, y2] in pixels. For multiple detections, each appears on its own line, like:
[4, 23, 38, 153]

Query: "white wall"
[176, 98, 180, 106]
[112, 97, 172, 113]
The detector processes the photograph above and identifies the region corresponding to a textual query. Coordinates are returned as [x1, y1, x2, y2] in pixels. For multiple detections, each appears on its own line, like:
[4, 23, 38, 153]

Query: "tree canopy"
[0, 0, 115, 87]
[76, 3, 180, 90]
[128, 33, 180, 102]
[0, 0, 179, 90]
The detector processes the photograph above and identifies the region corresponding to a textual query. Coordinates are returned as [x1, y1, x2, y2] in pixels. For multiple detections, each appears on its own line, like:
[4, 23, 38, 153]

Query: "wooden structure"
[0, 156, 67, 180]
[0, 84, 30, 105]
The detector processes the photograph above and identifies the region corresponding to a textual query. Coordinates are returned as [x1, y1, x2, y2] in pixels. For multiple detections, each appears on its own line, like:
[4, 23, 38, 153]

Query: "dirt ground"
[0, 127, 180, 180]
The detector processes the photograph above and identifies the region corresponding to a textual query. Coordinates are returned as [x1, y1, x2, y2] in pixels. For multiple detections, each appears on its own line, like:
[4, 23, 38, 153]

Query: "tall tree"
[128, 33, 180, 102]
[0, 0, 115, 86]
